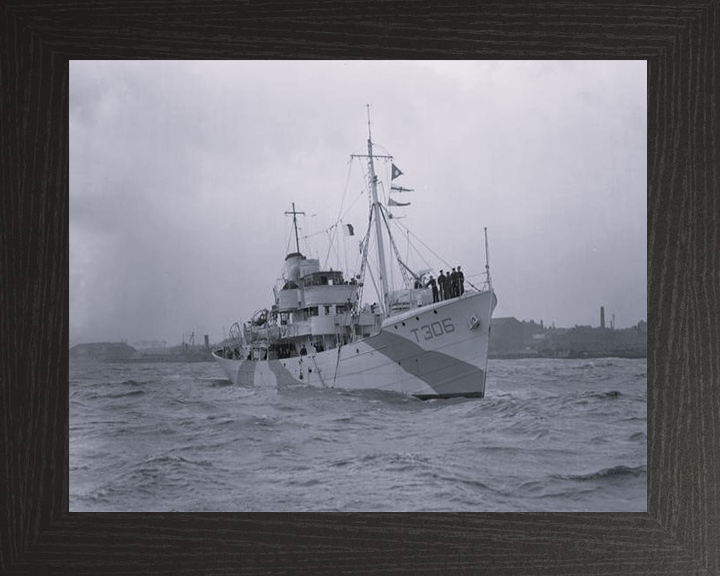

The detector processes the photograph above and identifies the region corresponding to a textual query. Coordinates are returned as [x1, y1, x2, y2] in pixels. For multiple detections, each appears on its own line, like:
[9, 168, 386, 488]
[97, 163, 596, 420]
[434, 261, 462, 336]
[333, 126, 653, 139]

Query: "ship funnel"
[283, 252, 304, 282]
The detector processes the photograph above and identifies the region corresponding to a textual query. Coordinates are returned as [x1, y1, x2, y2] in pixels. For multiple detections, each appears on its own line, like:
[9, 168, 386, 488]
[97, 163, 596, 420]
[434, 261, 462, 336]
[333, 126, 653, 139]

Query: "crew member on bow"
[457, 265, 465, 296]
[426, 275, 439, 303]
[449, 268, 457, 299]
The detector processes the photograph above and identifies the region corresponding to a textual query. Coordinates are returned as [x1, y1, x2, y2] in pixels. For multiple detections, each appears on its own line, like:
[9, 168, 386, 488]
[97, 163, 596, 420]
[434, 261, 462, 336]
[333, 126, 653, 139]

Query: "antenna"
[284, 202, 305, 254]
[366, 104, 372, 142]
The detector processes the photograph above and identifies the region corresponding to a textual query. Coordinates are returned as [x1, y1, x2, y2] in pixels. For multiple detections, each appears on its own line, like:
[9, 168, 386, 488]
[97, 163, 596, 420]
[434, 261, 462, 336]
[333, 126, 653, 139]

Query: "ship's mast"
[366, 105, 390, 315]
[284, 202, 305, 254]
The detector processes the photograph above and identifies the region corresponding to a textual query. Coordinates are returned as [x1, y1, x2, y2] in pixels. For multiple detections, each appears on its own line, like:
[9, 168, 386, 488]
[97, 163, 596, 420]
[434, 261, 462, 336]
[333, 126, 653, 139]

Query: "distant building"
[490, 317, 524, 354]
[545, 321, 646, 358]
[133, 339, 167, 349]
[133, 339, 168, 356]
[521, 320, 546, 347]
[488, 316, 646, 359]
[69, 342, 136, 361]
[550, 325, 612, 352]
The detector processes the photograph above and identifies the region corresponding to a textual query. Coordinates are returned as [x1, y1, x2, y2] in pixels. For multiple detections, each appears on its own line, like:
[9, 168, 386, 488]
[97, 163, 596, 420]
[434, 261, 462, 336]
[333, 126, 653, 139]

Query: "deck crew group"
[421, 266, 465, 303]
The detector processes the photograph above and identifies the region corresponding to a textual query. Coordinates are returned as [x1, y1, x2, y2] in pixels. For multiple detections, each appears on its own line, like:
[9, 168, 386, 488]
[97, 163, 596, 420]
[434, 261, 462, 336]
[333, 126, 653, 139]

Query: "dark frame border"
[2, 2, 718, 574]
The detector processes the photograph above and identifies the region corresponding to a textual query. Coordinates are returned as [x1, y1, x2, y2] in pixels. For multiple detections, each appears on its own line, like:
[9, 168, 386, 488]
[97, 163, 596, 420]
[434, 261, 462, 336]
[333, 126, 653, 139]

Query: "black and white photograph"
[70, 60, 647, 512]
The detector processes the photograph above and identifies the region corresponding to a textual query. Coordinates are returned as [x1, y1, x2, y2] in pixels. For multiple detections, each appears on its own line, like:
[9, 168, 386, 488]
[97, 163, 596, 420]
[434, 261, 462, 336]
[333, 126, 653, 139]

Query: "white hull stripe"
[366, 330, 485, 396]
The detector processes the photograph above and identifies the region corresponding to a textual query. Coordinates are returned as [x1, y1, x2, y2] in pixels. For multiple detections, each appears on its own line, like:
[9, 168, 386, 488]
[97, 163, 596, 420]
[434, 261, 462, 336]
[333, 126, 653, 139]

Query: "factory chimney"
[204, 334, 210, 350]
[600, 306, 606, 329]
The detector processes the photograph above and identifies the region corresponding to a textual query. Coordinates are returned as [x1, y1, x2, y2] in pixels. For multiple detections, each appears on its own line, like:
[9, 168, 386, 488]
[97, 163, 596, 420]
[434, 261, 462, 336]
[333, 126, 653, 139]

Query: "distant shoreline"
[489, 351, 646, 360]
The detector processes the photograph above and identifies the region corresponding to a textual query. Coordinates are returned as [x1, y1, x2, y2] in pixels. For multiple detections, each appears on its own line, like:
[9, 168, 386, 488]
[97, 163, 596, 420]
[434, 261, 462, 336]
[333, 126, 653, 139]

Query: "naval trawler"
[213, 111, 497, 398]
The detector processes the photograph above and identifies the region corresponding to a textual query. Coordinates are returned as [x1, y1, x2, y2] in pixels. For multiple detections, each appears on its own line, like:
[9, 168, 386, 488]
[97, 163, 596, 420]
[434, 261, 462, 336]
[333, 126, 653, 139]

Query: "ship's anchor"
[468, 315, 481, 330]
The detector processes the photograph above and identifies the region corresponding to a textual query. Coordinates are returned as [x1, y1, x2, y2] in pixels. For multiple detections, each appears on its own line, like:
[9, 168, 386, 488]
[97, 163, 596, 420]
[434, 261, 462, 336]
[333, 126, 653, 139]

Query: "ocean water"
[70, 358, 647, 512]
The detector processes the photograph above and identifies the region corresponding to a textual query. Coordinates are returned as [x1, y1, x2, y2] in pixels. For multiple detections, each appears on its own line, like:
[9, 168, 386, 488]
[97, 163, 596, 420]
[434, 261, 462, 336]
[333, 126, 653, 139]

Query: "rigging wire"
[341, 189, 366, 218]
[355, 206, 375, 309]
[305, 190, 366, 240]
[391, 217, 453, 270]
[406, 228, 410, 264]
[365, 260, 383, 314]
[319, 157, 369, 272]
[322, 159, 354, 268]
[374, 180, 395, 290]
[343, 225, 349, 279]
[324, 229, 341, 270]
[337, 187, 372, 275]
[392, 218, 432, 271]
[301, 213, 313, 257]
[285, 226, 294, 256]
[390, 217, 483, 292]
[379, 205, 412, 289]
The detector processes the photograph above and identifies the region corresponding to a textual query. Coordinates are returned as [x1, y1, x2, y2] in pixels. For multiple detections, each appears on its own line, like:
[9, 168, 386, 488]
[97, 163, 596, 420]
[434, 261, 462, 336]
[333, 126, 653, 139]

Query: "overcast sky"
[70, 61, 647, 346]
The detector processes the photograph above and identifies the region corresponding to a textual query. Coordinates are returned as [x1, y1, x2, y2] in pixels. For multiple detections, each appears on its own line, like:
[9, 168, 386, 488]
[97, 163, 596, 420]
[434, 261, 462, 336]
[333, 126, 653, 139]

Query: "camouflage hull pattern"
[212, 290, 496, 399]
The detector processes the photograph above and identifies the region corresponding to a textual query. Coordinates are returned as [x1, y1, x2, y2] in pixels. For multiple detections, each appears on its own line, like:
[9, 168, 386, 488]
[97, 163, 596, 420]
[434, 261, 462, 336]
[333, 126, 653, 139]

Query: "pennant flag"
[343, 223, 355, 236]
[388, 198, 411, 207]
[391, 185, 414, 193]
[391, 163, 403, 180]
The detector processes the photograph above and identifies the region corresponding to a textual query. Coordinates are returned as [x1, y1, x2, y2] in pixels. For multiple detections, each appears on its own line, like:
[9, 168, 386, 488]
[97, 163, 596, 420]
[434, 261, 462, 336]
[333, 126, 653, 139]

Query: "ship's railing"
[283, 322, 313, 338]
[465, 269, 492, 293]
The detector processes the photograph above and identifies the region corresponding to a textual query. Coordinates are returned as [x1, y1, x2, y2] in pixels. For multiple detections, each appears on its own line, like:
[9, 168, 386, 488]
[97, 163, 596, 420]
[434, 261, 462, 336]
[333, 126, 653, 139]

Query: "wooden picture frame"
[2, 2, 717, 574]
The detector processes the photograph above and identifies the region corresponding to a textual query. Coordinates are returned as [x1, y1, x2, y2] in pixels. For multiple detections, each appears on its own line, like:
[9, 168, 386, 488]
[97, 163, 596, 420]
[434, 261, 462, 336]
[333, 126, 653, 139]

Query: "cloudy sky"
[70, 61, 646, 346]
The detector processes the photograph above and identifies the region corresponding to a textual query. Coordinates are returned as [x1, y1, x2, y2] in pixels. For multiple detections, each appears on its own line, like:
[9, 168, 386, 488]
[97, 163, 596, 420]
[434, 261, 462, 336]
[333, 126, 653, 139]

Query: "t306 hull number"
[410, 318, 455, 342]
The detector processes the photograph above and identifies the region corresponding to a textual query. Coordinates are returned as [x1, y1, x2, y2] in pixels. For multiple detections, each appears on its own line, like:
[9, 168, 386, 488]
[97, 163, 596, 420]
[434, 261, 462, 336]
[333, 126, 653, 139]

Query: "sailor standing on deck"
[449, 268, 457, 299]
[438, 270, 446, 301]
[457, 265, 465, 295]
[452, 267, 461, 297]
[426, 275, 439, 303]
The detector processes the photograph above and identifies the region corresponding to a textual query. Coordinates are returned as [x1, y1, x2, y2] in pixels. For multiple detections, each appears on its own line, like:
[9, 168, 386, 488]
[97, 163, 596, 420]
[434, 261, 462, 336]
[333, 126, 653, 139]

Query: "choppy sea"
[70, 358, 646, 512]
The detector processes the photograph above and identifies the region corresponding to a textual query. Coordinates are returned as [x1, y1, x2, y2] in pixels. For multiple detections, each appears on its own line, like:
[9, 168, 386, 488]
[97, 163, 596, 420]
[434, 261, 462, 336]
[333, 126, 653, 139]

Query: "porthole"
[402, 322, 406, 327]
[415, 316, 419, 321]
[433, 310, 438, 315]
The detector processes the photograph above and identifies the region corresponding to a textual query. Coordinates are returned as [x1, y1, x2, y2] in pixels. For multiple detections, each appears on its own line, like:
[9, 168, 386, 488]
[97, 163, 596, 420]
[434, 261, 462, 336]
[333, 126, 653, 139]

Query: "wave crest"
[555, 465, 646, 482]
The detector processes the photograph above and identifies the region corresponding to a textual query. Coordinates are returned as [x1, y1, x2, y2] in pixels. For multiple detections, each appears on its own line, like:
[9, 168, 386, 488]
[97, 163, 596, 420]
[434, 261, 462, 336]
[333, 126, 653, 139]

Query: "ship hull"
[213, 290, 496, 399]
